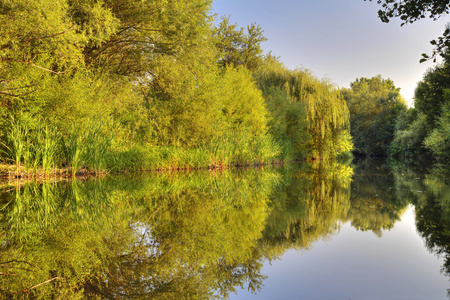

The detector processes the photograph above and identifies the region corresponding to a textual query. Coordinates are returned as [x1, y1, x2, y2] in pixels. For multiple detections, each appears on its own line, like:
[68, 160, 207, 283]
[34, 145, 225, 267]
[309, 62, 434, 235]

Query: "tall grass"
[63, 125, 84, 175]
[83, 120, 114, 172]
[6, 119, 62, 177]
[39, 126, 60, 175]
[61, 120, 116, 174]
[7, 118, 28, 174]
[4, 118, 283, 177]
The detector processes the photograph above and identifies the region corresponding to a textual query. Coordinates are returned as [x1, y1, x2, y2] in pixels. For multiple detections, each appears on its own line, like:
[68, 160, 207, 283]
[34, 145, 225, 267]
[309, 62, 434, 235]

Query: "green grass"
[3, 119, 286, 177]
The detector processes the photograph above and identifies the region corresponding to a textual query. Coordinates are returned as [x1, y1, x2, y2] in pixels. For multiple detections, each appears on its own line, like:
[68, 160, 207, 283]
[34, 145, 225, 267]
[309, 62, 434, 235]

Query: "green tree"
[390, 109, 430, 158]
[343, 75, 407, 156]
[346, 159, 408, 236]
[261, 161, 353, 259]
[423, 90, 450, 159]
[414, 62, 450, 126]
[255, 56, 352, 159]
[1, 169, 277, 299]
[214, 16, 267, 70]
[81, 0, 213, 76]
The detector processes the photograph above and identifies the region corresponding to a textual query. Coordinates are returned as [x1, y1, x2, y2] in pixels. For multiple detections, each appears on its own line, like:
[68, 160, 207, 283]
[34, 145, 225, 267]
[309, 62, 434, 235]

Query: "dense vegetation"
[340, 1, 450, 161]
[341, 64, 450, 160]
[2, 0, 449, 171]
[342, 76, 407, 156]
[390, 57, 450, 160]
[0, 0, 352, 176]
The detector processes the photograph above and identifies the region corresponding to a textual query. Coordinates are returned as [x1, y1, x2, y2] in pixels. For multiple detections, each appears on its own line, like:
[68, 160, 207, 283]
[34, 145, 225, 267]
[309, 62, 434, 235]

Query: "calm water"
[1, 159, 450, 299]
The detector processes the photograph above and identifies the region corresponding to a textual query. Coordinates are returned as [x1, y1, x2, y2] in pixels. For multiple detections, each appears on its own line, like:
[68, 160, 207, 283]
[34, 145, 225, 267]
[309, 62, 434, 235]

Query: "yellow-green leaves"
[255, 56, 352, 159]
[220, 66, 268, 136]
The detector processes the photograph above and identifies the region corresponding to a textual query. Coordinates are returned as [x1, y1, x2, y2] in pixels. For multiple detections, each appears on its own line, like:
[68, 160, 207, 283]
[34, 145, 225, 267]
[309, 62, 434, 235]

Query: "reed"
[40, 126, 60, 175]
[83, 120, 114, 173]
[63, 125, 84, 175]
[4, 118, 281, 176]
[7, 119, 28, 174]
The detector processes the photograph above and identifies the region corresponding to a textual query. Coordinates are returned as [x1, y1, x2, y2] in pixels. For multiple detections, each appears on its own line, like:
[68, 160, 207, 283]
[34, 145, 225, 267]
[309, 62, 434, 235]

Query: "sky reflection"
[230, 205, 448, 300]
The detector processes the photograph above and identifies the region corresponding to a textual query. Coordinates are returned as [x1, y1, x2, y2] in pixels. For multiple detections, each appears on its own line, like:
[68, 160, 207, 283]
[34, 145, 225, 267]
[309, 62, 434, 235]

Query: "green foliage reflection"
[0, 169, 278, 299]
[347, 159, 408, 236]
[261, 161, 353, 259]
[393, 164, 450, 297]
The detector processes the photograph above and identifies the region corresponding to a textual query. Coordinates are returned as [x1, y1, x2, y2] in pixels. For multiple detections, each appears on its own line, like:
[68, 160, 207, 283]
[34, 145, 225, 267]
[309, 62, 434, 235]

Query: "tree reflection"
[0, 169, 278, 299]
[3, 159, 444, 299]
[261, 161, 353, 259]
[395, 165, 450, 298]
[346, 159, 408, 236]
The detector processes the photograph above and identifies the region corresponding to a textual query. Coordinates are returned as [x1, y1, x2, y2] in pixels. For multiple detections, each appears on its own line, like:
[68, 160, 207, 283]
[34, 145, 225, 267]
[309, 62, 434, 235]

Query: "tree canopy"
[343, 75, 407, 156]
[1, 0, 354, 176]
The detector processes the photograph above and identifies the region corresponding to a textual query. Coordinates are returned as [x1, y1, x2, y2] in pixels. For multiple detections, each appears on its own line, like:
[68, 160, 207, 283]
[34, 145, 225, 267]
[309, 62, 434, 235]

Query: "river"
[1, 158, 450, 299]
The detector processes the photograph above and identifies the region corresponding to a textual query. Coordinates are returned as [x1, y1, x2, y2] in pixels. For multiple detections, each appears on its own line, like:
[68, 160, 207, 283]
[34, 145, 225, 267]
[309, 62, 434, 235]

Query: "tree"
[366, 0, 450, 61]
[81, 0, 213, 76]
[414, 61, 450, 125]
[423, 90, 450, 158]
[255, 56, 352, 159]
[343, 75, 407, 156]
[214, 16, 267, 70]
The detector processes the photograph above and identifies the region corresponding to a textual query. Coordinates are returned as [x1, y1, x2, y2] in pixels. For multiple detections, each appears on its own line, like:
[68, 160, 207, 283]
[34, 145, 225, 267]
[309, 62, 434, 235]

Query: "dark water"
[1, 159, 450, 299]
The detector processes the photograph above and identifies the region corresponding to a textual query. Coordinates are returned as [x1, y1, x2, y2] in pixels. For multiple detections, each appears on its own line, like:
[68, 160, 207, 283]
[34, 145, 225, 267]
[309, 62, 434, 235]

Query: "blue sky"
[211, 0, 449, 106]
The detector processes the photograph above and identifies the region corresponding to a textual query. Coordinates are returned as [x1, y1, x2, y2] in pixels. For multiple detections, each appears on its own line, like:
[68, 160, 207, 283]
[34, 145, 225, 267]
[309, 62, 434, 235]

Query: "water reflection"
[2, 159, 450, 299]
[1, 170, 277, 299]
[347, 159, 408, 236]
[261, 161, 353, 259]
[393, 163, 450, 297]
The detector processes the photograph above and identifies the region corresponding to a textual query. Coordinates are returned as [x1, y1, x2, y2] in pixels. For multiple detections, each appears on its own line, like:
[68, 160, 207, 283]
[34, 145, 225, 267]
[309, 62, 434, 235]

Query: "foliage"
[414, 62, 450, 126]
[390, 110, 430, 158]
[1, 0, 353, 172]
[343, 75, 407, 156]
[262, 86, 311, 160]
[366, 0, 450, 61]
[214, 16, 267, 70]
[423, 92, 450, 159]
[0, 168, 279, 299]
[346, 158, 408, 236]
[255, 56, 352, 159]
[393, 59, 450, 161]
[261, 161, 353, 259]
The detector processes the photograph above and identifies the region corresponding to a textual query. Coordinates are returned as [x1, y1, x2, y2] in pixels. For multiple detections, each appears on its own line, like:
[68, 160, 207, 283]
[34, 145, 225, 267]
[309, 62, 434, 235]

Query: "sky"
[211, 0, 449, 107]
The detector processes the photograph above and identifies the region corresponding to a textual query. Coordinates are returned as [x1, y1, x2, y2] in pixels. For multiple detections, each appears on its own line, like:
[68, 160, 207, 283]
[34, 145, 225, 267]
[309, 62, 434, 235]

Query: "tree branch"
[7, 277, 65, 295]
[1, 58, 66, 75]
[0, 90, 37, 97]
[0, 260, 38, 268]
[3, 83, 38, 91]
[24, 25, 76, 43]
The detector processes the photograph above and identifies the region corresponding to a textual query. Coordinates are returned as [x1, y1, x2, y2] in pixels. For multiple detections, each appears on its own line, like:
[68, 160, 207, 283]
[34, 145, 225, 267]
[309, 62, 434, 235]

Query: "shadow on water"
[2, 158, 450, 298]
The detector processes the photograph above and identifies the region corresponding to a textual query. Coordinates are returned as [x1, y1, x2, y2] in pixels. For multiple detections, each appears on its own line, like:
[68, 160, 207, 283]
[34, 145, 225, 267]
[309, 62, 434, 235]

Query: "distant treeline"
[343, 51, 450, 161]
[0, 0, 352, 175]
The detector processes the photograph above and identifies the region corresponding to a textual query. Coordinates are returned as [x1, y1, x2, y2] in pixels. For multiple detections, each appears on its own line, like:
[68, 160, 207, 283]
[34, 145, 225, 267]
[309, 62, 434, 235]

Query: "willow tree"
[260, 161, 353, 259]
[255, 56, 352, 159]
